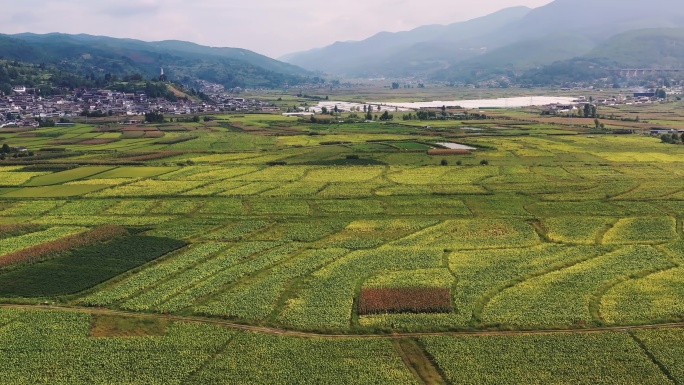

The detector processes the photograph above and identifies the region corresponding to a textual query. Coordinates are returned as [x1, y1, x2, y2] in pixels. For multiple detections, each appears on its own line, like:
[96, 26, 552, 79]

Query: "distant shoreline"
[384, 96, 577, 109]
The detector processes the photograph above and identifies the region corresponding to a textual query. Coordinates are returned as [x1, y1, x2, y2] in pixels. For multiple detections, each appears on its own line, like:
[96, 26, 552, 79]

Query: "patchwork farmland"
[2, 110, 684, 383]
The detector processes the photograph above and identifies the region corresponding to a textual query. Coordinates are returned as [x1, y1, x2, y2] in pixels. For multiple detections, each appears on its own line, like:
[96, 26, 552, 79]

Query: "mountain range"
[3, 0, 684, 89]
[0, 33, 313, 89]
[283, 0, 684, 83]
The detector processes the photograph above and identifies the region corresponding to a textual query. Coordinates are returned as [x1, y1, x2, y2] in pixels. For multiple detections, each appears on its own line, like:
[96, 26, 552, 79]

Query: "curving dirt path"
[2, 303, 684, 340]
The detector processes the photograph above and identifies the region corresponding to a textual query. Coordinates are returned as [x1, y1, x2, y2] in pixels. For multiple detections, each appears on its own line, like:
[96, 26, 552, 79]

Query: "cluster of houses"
[546, 90, 677, 115]
[0, 88, 277, 126]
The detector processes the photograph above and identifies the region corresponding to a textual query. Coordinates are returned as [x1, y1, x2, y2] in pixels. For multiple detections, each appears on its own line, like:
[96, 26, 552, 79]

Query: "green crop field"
[2, 99, 684, 383]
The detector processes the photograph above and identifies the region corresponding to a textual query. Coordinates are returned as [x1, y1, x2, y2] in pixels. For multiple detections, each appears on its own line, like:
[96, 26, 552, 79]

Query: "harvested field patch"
[80, 139, 120, 145]
[427, 149, 471, 155]
[1, 185, 109, 197]
[89, 314, 169, 338]
[92, 126, 122, 133]
[359, 287, 452, 315]
[122, 125, 159, 132]
[143, 131, 165, 138]
[92, 166, 178, 179]
[158, 126, 194, 132]
[48, 138, 85, 145]
[155, 136, 198, 145]
[121, 151, 184, 161]
[0, 223, 41, 238]
[0, 127, 34, 133]
[121, 131, 146, 139]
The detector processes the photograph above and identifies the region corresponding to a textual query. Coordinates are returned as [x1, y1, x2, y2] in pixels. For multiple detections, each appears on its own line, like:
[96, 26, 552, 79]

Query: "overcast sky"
[2, 0, 553, 58]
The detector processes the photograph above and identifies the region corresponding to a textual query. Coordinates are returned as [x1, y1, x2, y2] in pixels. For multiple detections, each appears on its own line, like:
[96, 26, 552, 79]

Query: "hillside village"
[0, 88, 276, 127]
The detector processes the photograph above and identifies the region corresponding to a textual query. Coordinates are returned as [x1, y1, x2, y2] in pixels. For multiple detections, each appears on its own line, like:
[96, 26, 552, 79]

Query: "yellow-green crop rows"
[2, 110, 684, 382]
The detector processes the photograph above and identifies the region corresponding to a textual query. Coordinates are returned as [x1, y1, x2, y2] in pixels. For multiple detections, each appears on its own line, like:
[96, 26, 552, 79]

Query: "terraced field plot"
[2, 110, 684, 383]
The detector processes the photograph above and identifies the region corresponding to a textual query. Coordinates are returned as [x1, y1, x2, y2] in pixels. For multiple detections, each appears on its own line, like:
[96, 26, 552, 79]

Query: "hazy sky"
[2, 0, 553, 58]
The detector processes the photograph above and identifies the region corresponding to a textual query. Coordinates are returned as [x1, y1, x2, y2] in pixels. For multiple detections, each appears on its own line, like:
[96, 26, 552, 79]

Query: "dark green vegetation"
[0, 33, 313, 88]
[1, 99, 684, 383]
[0, 58, 200, 102]
[0, 236, 186, 297]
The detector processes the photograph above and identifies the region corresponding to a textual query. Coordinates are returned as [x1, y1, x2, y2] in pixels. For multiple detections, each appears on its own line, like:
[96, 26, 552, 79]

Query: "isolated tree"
[321, 107, 328, 115]
[583, 104, 591, 118]
[594, 119, 600, 129]
[1, 143, 9, 153]
[591, 105, 597, 118]
[440, 159, 448, 166]
[377, 105, 381, 112]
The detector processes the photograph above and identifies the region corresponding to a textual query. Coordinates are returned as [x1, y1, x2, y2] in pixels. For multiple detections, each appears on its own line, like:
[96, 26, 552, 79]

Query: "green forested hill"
[0, 34, 313, 89]
[582, 28, 684, 68]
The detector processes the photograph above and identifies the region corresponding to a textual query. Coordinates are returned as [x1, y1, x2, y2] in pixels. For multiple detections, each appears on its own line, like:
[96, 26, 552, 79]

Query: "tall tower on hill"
[159, 68, 167, 82]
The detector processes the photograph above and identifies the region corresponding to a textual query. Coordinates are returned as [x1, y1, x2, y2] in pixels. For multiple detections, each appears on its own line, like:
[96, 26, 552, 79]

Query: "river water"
[315, 96, 576, 112]
[385, 96, 577, 109]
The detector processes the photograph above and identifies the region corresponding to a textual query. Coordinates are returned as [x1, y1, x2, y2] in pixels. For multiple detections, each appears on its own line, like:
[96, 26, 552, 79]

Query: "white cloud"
[0, 0, 553, 57]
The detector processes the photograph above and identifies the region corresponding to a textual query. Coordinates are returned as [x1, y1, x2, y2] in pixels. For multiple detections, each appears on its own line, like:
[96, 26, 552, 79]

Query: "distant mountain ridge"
[0, 33, 313, 88]
[282, 0, 684, 83]
[281, 7, 532, 76]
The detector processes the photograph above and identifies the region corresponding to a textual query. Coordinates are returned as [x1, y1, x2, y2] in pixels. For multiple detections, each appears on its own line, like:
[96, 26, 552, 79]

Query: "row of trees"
[661, 132, 684, 145]
[1, 143, 34, 160]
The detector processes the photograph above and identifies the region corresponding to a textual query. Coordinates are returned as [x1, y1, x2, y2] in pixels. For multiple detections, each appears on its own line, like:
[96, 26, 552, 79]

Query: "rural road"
[2, 303, 684, 339]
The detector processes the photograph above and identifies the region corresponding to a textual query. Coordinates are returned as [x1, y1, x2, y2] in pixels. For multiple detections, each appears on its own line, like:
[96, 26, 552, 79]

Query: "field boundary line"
[190, 245, 312, 310]
[595, 217, 619, 245]
[267, 248, 352, 323]
[471, 247, 611, 326]
[589, 260, 678, 324]
[181, 334, 237, 384]
[628, 331, 680, 385]
[152, 241, 291, 311]
[4, 304, 684, 339]
[101, 243, 228, 307]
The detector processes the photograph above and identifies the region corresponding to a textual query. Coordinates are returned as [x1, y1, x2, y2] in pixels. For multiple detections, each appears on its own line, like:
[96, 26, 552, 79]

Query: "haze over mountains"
[284, 0, 684, 82]
[2, 0, 684, 89]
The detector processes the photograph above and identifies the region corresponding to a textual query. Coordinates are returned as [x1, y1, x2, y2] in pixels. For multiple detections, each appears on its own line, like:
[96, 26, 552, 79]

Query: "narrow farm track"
[3, 304, 684, 340]
[393, 338, 448, 385]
